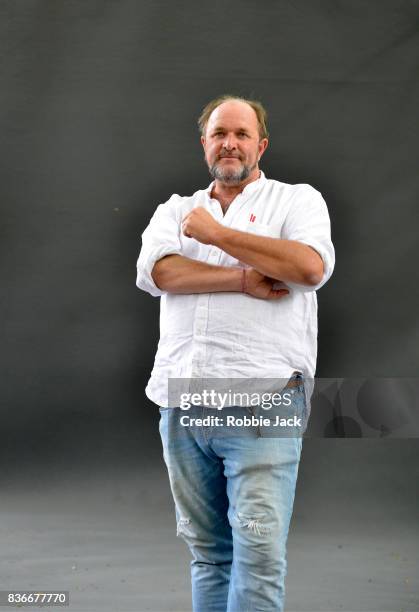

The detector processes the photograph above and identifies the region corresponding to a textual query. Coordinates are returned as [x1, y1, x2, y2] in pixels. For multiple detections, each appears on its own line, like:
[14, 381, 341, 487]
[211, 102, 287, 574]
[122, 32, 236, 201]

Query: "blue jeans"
[159, 376, 305, 612]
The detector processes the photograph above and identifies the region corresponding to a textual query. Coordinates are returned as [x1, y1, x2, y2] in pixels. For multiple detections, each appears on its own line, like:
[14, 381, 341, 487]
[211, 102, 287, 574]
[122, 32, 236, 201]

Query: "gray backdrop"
[1, 2, 418, 611]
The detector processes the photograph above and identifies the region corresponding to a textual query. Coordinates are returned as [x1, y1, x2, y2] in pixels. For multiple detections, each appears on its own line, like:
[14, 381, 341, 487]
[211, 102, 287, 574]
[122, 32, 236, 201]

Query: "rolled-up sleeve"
[136, 195, 183, 297]
[282, 186, 335, 292]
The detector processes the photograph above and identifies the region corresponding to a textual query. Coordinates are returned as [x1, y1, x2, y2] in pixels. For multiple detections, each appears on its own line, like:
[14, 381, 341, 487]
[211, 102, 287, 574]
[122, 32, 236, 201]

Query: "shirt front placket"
[189, 189, 256, 380]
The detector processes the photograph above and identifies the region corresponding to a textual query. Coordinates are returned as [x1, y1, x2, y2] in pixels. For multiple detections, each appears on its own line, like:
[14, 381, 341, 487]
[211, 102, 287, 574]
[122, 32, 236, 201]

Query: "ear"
[258, 138, 269, 160]
[200, 135, 206, 150]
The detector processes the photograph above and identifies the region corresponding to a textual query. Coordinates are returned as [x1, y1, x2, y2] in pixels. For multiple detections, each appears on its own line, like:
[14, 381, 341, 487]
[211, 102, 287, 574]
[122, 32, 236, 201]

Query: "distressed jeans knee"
[230, 508, 290, 576]
[175, 506, 233, 566]
[176, 515, 192, 538]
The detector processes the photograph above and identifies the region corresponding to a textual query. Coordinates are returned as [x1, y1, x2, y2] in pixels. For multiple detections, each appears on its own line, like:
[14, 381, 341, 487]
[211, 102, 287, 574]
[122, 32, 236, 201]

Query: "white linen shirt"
[136, 171, 335, 407]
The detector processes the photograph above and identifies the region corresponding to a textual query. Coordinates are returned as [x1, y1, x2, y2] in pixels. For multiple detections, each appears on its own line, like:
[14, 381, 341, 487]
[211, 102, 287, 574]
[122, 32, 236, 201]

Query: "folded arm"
[152, 254, 241, 293]
[152, 255, 289, 300]
[215, 229, 323, 286]
[137, 188, 334, 297]
[136, 197, 289, 299]
[182, 207, 324, 286]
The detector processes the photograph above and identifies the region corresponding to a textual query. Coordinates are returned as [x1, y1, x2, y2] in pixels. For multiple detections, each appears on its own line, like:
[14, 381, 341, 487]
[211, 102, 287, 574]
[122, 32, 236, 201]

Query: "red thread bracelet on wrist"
[241, 268, 247, 293]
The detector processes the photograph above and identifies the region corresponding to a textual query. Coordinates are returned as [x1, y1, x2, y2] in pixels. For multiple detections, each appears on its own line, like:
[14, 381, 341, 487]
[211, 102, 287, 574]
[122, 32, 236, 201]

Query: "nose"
[222, 134, 237, 151]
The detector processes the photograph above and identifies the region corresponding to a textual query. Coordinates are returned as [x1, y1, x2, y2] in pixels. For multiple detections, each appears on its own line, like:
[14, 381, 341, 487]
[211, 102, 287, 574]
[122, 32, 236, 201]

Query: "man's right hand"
[244, 268, 290, 300]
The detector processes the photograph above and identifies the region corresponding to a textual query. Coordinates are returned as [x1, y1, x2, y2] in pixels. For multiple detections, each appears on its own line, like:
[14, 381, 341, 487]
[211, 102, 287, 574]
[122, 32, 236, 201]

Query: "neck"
[211, 168, 261, 209]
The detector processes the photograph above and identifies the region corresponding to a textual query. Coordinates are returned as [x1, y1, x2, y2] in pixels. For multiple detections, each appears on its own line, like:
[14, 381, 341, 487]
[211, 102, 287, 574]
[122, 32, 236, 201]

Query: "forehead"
[207, 100, 259, 133]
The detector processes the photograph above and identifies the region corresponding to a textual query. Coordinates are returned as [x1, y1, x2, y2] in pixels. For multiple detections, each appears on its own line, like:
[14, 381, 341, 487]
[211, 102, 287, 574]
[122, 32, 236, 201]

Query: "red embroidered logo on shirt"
[249, 214, 256, 223]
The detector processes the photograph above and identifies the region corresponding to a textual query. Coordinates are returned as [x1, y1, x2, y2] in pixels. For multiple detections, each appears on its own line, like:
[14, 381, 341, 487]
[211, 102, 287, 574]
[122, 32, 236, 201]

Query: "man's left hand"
[182, 207, 223, 245]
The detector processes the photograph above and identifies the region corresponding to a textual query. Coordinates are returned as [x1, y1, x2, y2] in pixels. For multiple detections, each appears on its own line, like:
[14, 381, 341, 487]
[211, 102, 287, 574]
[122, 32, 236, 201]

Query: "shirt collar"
[205, 170, 267, 199]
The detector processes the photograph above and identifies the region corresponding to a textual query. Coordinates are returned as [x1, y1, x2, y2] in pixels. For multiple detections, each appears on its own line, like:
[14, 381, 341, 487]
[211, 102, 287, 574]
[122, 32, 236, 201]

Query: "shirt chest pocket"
[245, 222, 281, 238]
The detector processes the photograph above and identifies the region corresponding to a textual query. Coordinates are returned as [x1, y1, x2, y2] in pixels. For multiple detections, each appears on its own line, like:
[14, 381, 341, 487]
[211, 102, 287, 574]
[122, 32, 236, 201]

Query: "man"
[136, 95, 335, 611]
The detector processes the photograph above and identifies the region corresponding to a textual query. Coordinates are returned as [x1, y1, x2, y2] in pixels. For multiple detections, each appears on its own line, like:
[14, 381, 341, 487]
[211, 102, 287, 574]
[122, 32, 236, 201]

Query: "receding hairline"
[206, 100, 259, 130]
[198, 95, 269, 140]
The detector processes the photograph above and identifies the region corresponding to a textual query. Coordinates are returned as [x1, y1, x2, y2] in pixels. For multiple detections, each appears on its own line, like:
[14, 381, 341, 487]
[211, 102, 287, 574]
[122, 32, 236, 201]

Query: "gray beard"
[209, 161, 256, 185]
